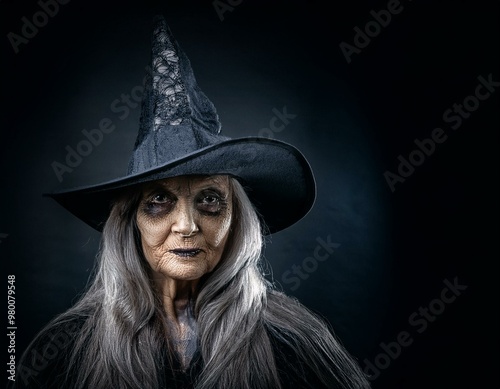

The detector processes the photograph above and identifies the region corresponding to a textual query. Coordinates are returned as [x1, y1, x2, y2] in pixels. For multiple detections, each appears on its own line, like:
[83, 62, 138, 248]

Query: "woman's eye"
[204, 196, 218, 204]
[151, 193, 171, 203]
[144, 193, 175, 215]
[198, 194, 222, 213]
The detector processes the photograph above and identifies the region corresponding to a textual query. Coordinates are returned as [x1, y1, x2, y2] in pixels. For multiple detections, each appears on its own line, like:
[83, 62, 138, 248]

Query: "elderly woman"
[13, 16, 370, 389]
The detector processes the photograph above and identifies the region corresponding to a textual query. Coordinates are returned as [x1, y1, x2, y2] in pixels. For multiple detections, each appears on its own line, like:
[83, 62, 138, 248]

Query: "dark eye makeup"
[142, 191, 176, 215]
[141, 187, 227, 217]
[196, 190, 227, 215]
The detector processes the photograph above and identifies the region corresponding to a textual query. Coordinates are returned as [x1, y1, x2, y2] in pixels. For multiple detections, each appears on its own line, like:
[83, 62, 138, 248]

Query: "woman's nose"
[171, 202, 199, 237]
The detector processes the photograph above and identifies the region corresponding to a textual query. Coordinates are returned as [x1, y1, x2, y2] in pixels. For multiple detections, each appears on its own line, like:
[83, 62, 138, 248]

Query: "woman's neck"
[153, 274, 199, 370]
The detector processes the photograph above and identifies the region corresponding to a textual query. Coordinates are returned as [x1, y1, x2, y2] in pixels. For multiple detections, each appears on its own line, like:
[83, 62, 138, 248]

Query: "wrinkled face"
[136, 175, 233, 282]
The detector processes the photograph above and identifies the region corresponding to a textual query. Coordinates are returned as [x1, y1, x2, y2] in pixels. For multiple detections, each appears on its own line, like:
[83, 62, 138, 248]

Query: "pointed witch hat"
[46, 15, 315, 234]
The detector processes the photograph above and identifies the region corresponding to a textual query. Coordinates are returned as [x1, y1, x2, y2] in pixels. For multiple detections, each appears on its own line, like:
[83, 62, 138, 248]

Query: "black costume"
[11, 318, 342, 389]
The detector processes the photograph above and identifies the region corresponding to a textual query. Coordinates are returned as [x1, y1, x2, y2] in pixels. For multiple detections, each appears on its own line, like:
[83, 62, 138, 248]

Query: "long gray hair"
[19, 177, 370, 388]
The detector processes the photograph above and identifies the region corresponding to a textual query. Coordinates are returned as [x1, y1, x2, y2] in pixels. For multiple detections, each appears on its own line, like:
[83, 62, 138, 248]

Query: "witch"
[13, 16, 371, 389]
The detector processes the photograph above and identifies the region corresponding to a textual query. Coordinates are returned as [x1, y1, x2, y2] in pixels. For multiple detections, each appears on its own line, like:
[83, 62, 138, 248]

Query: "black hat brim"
[45, 137, 316, 234]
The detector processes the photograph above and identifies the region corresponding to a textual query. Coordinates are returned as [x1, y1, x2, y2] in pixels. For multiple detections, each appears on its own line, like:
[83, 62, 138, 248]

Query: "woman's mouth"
[170, 248, 202, 258]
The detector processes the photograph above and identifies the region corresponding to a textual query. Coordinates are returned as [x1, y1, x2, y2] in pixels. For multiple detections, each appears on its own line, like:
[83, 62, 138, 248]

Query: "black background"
[1, 0, 499, 388]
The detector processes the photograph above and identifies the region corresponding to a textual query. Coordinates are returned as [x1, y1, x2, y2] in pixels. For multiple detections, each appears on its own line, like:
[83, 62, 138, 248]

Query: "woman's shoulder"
[265, 290, 371, 389]
[267, 329, 339, 389]
[11, 316, 87, 389]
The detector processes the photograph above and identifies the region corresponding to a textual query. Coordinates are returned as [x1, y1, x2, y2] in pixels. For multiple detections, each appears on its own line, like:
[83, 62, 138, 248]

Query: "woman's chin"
[157, 261, 210, 282]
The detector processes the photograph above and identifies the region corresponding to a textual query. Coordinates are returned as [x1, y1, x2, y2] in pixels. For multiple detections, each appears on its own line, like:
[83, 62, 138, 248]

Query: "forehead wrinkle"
[142, 175, 230, 197]
[197, 175, 229, 189]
